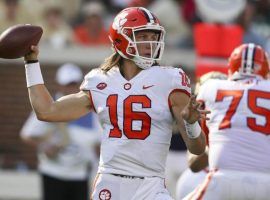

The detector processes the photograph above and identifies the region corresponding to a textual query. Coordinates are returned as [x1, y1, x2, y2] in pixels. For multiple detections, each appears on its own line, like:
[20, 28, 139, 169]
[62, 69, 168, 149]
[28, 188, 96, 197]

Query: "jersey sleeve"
[80, 70, 95, 91]
[170, 67, 191, 97]
[79, 69, 102, 112]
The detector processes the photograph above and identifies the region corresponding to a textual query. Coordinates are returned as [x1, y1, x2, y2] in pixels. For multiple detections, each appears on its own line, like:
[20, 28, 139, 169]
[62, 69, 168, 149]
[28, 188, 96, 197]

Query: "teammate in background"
[23, 7, 208, 199]
[20, 63, 102, 200]
[176, 72, 227, 199]
[184, 43, 270, 200]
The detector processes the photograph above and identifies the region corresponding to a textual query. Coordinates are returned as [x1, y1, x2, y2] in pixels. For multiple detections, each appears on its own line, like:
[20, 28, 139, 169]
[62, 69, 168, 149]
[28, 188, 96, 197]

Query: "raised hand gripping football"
[0, 24, 43, 59]
[181, 95, 210, 124]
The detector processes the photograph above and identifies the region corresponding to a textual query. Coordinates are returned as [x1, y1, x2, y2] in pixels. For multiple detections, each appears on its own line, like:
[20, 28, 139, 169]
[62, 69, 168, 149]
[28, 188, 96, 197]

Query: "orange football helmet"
[109, 7, 165, 69]
[228, 43, 269, 79]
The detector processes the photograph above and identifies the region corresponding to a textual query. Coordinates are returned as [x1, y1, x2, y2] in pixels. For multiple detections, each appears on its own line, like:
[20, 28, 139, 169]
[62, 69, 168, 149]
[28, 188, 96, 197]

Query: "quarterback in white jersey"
[22, 7, 208, 200]
[80, 66, 191, 178]
[185, 43, 270, 200]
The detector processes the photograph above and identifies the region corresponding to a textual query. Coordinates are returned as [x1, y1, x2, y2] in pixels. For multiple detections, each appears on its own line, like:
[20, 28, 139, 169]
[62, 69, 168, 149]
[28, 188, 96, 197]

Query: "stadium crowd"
[0, 0, 269, 51]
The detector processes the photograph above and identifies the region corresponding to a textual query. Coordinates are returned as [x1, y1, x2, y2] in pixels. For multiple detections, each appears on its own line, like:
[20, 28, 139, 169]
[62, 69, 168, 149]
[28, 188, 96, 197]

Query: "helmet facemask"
[120, 25, 165, 69]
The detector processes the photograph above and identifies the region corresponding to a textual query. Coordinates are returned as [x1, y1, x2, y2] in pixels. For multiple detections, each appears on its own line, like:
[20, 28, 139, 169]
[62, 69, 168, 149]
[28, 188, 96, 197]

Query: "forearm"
[28, 84, 55, 119]
[185, 131, 206, 155]
[181, 119, 206, 155]
[25, 61, 57, 120]
[188, 147, 208, 172]
[30, 91, 91, 122]
[24, 58, 91, 121]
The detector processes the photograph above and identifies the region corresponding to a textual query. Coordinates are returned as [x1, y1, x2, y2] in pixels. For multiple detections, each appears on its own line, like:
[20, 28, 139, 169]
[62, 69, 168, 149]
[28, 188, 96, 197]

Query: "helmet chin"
[115, 48, 154, 69]
[132, 56, 154, 69]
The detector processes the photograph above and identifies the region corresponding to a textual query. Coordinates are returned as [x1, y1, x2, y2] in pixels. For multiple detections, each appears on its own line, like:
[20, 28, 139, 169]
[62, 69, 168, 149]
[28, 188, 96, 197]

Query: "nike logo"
[143, 85, 154, 89]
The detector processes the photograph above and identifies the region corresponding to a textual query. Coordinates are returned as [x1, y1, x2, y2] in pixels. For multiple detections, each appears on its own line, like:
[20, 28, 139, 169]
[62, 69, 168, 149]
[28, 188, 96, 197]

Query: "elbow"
[189, 155, 208, 172]
[190, 164, 204, 173]
[188, 154, 208, 173]
[36, 112, 51, 122]
[36, 113, 46, 121]
[188, 151, 208, 172]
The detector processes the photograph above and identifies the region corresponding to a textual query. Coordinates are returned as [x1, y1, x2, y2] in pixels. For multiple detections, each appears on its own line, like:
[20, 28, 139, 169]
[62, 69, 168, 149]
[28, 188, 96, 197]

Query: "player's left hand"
[181, 95, 210, 124]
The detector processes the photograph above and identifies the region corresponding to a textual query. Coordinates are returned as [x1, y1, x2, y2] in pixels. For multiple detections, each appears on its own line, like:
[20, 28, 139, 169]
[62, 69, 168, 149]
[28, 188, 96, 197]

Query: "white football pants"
[91, 173, 174, 200]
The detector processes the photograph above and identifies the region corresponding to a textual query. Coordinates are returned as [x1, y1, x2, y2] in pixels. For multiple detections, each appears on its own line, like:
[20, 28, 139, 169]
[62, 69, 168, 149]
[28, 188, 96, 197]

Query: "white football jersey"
[80, 65, 191, 177]
[197, 77, 270, 172]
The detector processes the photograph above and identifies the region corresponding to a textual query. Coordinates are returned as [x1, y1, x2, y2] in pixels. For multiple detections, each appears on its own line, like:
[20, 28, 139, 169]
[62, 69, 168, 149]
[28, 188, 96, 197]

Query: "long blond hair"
[100, 52, 122, 72]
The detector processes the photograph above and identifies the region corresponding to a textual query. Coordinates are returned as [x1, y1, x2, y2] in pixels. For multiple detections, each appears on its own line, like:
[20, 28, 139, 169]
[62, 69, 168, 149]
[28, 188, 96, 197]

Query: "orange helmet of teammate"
[228, 43, 270, 79]
[109, 7, 165, 69]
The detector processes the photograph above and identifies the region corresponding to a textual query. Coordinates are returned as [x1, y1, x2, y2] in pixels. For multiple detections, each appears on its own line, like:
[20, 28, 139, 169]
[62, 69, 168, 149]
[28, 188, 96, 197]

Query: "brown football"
[0, 24, 43, 59]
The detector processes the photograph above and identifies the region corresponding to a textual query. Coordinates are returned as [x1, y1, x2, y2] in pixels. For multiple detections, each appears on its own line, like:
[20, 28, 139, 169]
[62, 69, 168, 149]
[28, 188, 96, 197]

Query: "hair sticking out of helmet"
[228, 43, 270, 79]
[109, 7, 165, 69]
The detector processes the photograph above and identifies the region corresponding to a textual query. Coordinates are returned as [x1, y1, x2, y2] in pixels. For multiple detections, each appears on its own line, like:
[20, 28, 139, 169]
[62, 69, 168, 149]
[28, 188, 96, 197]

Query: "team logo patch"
[97, 82, 107, 90]
[124, 83, 132, 90]
[99, 189, 111, 200]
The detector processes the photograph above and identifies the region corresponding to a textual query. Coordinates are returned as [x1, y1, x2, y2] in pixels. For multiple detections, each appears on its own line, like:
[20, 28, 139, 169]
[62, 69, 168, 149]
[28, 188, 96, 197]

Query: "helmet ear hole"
[127, 47, 135, 54]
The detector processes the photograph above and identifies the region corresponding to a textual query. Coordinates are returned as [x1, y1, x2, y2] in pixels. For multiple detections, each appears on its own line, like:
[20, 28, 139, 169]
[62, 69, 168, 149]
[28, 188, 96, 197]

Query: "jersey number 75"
[216, 89, 270, 135]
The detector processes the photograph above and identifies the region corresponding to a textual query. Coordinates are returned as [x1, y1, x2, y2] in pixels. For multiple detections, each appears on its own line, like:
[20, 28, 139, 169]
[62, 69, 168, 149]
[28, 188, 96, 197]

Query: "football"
[0, 24, 43, 59]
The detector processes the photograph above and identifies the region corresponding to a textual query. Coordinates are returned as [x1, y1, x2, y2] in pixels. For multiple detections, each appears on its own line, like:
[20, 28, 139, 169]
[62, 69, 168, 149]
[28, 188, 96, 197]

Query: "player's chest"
[92, 78, 170, 121]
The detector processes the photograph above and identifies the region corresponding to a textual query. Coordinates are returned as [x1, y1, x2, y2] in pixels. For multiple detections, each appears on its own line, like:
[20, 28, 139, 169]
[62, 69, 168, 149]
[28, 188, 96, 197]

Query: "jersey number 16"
[106, 94, 151, 139]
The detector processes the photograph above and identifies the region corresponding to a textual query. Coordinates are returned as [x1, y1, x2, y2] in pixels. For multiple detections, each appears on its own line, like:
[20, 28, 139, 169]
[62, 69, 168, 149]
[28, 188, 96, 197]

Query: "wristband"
[183, 120, 201, 139]
[25, 62, 44, 87]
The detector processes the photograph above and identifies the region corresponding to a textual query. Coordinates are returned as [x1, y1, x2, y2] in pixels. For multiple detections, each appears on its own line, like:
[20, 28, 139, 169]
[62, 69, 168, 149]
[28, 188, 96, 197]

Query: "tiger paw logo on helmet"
[112, 12, 128, 33]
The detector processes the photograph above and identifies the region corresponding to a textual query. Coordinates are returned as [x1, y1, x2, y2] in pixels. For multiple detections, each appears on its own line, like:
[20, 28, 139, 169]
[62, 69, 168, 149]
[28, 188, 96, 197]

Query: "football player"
[23, 7, 208, 199]
[184, 43, 270, 200]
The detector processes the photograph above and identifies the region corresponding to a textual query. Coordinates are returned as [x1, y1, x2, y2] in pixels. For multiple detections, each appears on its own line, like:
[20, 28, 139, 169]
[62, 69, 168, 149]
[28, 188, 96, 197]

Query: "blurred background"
[0, 0, 269, 199]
